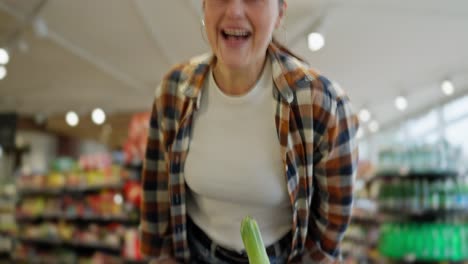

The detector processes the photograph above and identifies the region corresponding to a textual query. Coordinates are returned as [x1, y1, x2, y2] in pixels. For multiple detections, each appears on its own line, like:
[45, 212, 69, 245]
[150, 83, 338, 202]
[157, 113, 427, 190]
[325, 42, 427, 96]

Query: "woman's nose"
[225, 0, 245, 19]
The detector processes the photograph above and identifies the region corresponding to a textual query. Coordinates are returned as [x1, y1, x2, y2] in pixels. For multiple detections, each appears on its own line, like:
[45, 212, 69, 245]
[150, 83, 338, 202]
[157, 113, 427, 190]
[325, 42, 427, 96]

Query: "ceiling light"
[33, 17, 48, 38]
[0, 66, 6, 80]
[395, 96, 408, 111]
[368, 120, 380, 133]
[91, 108, 106, 125]
[441, 80, 454, 96]
[359, 108, 371, 123]
[0, 48, 9, 65]
[356, 127, 364, 140]
[113, 194, 123, 205]
[66, 111, 79, 127]
[308, 32, 325, 51]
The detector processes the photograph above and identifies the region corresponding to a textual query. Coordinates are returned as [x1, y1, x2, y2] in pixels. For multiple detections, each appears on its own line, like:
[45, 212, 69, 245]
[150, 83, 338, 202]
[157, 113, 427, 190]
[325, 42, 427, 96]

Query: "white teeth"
[223, 29, 249, 37]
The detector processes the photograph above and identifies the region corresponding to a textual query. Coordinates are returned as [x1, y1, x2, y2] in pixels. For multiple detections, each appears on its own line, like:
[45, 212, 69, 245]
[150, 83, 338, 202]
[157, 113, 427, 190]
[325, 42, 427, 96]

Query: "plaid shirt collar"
[180, 43, 299, 107]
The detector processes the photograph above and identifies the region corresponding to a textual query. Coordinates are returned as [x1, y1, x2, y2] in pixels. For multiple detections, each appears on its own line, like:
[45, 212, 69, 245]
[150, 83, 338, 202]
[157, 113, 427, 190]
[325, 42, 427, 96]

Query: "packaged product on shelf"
[16, 173, 46, 190]
[123, 228, 143, 261]
[46, 172, 66, 189]
[52, 157, 78, 173]
[123, 112, 150, 165]
[78, 252, 122, 264]
[57, 222, 74, 241]
[67, 170, 86, 188]
[379, 222, 467, 261]
[79, 153, 112, 171]
[17, 197, 46, 218]
[123, 180, 141, 208]
[377, 140, 463, 174]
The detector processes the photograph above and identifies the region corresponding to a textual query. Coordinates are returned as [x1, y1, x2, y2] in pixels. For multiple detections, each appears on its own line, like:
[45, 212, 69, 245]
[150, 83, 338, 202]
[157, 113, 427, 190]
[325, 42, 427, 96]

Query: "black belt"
[187, 217, 291, 263]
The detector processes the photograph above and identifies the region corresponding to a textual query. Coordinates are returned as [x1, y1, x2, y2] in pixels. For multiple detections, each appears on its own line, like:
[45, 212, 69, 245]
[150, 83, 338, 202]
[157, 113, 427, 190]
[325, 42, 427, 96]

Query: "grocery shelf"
[125, 259, 148, 264]
[374, 170, 459, 181]
[17, 188, 62, 196]
[351, 216, 381, 226]
[0, 252, 11, 260]
[379, 208, 468, 221]
[18, 183, 124, 196]
[76, 215, 138, 225]
[13, 255, 147, 264]
[343, 235, 368, 245]
[66, 241, 121, 254]
[0, 231, 14, 237]
[124, 163, 143, 171]
[16, 213, 138, 225]
[13, 159, 143, 263]
[17, 236, 62, 246]
[17, 236, 121, 254]
[70, 183, 124, 193]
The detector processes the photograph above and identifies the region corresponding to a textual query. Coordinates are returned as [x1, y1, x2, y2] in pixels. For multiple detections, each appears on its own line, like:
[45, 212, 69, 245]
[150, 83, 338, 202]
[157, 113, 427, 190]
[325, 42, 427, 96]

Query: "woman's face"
[203, 0, 285, 71]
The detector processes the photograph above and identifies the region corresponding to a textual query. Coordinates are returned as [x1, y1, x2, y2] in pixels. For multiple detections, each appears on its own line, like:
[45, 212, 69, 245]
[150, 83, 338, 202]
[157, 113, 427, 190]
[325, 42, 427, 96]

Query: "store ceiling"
[1, 0, 468, 142]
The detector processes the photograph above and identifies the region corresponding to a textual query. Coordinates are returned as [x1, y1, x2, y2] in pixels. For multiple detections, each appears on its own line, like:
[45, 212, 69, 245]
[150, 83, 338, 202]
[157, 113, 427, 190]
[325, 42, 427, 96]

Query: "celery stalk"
[240, 216, 270, 264]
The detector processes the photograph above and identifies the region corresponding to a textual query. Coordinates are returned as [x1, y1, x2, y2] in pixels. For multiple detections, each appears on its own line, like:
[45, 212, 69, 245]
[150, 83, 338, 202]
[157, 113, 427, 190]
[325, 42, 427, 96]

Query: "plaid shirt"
[140, 43, 359, 263]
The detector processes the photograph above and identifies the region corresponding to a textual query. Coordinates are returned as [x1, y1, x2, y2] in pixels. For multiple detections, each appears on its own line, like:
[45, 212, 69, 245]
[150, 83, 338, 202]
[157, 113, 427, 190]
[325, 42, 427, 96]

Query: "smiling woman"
[203, 0, 285, 95]
[140, 0, 359, 263]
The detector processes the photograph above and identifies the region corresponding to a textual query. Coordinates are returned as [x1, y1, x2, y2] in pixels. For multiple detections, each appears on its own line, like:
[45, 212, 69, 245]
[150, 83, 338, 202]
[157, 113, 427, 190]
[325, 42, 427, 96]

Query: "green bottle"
[452, 225, 462, 261]
[430, 181, 440, 210]
[421, 179, 429, 212]
[432, 224, 442, 260]
[412, 180, 421, 213]
[445, 179, 454, 210]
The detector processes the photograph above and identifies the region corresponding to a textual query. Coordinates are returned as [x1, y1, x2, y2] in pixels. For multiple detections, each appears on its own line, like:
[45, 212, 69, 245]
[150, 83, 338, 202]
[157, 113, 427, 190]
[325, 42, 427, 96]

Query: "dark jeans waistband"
[187, 217, 291, 263]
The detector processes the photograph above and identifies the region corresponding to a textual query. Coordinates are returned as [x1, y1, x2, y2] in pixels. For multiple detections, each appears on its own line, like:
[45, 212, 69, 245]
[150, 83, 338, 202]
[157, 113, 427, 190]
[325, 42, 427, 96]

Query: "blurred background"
[0, 0, 467, 263]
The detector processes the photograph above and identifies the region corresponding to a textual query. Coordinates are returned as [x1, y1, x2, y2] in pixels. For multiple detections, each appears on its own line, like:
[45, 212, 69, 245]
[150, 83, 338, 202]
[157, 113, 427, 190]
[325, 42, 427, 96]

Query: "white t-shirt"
[185, 59, 292, 252]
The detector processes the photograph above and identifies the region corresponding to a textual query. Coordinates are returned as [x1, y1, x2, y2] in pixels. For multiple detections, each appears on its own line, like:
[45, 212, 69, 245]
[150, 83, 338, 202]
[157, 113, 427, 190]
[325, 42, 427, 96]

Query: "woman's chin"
[221, 60, 248, 70]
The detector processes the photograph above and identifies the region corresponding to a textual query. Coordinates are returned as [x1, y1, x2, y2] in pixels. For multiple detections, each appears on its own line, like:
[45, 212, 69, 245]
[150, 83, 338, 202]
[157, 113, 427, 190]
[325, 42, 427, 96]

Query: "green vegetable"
[240, 216, 270, 264]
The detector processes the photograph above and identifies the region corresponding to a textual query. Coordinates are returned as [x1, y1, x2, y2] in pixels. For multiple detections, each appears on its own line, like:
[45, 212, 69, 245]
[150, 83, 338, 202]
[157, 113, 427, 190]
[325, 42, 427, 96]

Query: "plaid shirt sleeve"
[140, 79, 174, 259]
[304, 76, 359, 263]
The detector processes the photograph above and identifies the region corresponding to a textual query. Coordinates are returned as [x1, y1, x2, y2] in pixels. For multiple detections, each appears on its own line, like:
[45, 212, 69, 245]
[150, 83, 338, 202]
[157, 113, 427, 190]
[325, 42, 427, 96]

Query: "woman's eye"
[245, 0, 264, 5]
[206, 0, 228, 6]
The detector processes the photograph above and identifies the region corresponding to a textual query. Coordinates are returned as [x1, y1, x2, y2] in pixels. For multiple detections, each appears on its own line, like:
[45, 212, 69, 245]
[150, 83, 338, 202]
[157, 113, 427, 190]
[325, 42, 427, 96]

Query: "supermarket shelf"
[72, 215, 138, 225]
[71, 184, 124, 193]
[17, 236, 121, 254]
[12, 256, 56, 264]
[18, 184, 124, 196]
[13, 255, 147, 264]
[351, 216, 381, 226]
[16, 214, 139, 225]
[125, 163, 143, 171]
[125, 259, 148, 264]
[0, 252, 11, 260]
[67, 241, 121, 254]
[11, 256, 39, 264]
[0, 231, 15, 237]
[386, 257, 467, 264]
[374, 170, 459, 181]
[380, 208, 468, 220]
[18, 188, 62, 196]
[17, 236, 62, 246]
[343, 236, 368, 245]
